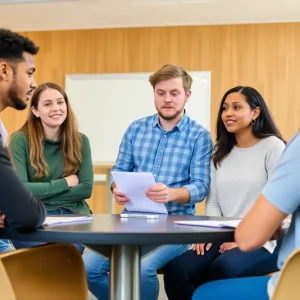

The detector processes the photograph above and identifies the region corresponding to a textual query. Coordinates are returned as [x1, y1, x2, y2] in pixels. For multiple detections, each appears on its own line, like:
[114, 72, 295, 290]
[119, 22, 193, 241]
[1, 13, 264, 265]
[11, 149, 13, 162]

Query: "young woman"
[192, 131, 300, 300]
[8, 82, 93, 251]
[164, 86, 286, 300]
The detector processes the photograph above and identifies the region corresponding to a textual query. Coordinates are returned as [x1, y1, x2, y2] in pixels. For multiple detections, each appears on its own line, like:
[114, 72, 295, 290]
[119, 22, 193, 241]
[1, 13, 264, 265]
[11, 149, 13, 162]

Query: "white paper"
[111, 171, 168, 214]
[43, 216, 92, 226]
[174, 219, 241, 228]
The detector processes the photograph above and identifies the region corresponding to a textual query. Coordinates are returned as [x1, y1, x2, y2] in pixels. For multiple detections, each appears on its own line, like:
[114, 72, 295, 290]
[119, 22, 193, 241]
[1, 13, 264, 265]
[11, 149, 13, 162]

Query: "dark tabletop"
[0, 214, 236, 245]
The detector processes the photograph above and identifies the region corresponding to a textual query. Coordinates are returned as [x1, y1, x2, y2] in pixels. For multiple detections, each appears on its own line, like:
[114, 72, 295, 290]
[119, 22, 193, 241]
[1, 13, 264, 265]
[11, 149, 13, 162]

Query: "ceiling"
[1, 0, 300, 32]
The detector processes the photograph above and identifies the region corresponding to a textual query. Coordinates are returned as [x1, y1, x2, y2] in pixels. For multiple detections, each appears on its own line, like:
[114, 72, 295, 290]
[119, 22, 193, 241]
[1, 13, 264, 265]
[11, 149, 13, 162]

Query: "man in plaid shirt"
[84, 64, 213, 300]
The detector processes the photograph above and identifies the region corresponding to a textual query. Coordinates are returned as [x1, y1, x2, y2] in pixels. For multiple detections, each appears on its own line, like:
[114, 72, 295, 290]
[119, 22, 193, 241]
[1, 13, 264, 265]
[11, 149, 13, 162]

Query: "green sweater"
[8, 131, 93, 214]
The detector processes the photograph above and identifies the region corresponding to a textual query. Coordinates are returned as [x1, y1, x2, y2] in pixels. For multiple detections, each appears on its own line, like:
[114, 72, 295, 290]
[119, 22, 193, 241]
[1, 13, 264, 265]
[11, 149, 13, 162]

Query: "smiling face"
[154, 77, 191, 122]
[221, 92, 260, 134]
[31, 88, 67, 130]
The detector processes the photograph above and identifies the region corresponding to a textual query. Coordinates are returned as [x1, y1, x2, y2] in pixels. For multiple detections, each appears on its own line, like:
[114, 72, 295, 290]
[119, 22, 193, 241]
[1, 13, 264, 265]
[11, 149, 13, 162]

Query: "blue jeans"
[12, 208, 85, 254]
[83, 244, 189, 300]
[192, 276, 270, 300]
[0, 240, 15, 252]
[164, 240, 281, 300]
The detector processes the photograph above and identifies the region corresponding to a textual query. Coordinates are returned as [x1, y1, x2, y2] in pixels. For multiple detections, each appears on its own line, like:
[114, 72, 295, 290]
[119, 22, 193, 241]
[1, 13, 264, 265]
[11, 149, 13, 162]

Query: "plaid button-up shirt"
[111, 112, 213, 215]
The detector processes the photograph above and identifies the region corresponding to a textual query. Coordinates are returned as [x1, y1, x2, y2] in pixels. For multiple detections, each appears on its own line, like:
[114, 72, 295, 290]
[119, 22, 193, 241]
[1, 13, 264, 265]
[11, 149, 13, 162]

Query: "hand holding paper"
[112, 186, 130, 205]
[146, 183, 170, 203]
[111, 171, 168, 214]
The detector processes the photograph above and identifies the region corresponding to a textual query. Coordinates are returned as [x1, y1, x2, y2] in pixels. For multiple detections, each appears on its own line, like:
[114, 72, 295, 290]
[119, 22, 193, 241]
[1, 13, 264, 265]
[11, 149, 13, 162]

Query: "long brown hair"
[18, 82, 82, 180]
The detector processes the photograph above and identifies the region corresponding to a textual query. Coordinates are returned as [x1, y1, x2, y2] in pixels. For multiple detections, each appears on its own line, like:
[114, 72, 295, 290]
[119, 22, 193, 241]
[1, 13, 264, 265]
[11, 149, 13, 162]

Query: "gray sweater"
[206, 136, 285, 252]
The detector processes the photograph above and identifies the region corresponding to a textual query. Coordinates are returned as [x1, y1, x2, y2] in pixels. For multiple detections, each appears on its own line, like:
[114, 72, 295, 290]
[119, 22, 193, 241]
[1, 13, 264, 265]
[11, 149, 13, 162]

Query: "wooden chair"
[271, 248, 300, 300]
[0, 243, 88, 300]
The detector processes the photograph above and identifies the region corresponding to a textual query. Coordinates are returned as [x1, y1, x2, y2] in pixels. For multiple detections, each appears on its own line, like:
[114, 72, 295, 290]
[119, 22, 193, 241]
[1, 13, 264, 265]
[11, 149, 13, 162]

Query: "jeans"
[12, 208, 85, 254]
[164, 240, 281, 300]
[192, 276, 270, 300]
[0, 240, 15, 252]
[83, 244, 189, 300]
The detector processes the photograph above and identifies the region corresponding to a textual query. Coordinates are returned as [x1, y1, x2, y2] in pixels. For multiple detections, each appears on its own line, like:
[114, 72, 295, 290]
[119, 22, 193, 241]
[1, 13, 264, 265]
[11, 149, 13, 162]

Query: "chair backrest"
[0, 243, 88, 300]
[271, 248, 300, 300]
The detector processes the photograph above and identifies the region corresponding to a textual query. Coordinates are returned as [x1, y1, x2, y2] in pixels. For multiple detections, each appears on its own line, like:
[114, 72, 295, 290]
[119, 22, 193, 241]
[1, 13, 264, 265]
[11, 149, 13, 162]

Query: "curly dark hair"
[0, 28, 39, 62]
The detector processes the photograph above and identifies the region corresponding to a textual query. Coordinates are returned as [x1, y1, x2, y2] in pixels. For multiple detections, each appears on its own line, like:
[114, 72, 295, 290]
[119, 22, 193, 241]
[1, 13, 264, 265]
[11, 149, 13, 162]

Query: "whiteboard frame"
[65, 71, 211, 163]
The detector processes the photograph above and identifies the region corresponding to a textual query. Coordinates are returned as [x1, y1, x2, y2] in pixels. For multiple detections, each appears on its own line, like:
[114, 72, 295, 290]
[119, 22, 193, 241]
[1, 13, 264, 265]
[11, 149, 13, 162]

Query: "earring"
[251, 119, 256, 125]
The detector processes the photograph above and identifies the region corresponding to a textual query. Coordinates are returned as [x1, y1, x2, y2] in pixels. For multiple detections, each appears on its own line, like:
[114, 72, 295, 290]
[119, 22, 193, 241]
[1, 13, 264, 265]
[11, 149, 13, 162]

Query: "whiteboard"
[65, 72, 211, 163]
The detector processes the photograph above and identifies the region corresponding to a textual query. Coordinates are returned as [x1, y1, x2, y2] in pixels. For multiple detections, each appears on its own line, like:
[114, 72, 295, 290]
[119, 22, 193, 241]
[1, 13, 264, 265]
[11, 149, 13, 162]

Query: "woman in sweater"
[8, 82, 93, 252]
[192, 131, 300, 300]
[163, 86, 286, 300]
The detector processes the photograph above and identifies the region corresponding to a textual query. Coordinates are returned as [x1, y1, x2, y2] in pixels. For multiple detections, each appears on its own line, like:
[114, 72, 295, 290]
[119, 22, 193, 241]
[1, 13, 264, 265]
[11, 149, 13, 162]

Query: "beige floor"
[158, 274, 168, 300]
[88, 274, 168, 300]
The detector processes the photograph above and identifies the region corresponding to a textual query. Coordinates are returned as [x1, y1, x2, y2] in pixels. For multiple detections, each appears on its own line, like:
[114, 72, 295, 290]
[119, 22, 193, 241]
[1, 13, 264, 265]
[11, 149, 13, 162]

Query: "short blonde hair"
[149, 64, 193, 92]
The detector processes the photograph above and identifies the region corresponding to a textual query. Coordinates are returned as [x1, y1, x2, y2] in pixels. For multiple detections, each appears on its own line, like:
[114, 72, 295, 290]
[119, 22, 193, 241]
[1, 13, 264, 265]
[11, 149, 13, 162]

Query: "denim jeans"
[192, 276, 270, 300]
[12, 208, 85, 254]
[83, 244, 189, 300]
[0, 240, 15, 252]
[164, 240, 281, 300]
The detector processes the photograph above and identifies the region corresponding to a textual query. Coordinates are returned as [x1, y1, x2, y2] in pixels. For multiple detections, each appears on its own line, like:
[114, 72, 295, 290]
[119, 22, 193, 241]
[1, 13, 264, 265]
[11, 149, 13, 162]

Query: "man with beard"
[0, 28, 45, 233]
[83, 64, 213, 300]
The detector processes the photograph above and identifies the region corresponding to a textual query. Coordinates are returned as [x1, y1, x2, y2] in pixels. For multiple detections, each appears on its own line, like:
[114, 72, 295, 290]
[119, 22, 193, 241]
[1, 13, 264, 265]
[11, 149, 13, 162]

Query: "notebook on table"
[43, 216, 92, 226]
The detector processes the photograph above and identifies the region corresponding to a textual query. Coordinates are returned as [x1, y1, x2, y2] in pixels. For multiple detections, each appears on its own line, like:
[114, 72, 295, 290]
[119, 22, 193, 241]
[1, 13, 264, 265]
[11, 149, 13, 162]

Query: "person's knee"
[83, 251, 109, 278]
[210, 254, 237, 280]
[164, 257, 188, 284]
[141, 259, 157, 282]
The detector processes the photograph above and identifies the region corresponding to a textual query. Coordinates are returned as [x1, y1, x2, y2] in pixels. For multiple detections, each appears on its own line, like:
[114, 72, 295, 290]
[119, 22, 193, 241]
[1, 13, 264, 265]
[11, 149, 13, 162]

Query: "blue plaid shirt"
[110, 112, 213, 215]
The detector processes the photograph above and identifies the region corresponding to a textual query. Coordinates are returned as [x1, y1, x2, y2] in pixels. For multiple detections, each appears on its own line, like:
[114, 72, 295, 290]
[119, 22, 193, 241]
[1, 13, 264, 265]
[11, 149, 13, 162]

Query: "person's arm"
[0, 144, 46, 231]
[177, 130, 213, 204]
[236, 195, 286, 251]
[205, 161, 222, 216]
[8, 132, 69, 199]
[235, 133, 300, 251]
[265, 139, 285, 179]
[43, 134, 93, 204]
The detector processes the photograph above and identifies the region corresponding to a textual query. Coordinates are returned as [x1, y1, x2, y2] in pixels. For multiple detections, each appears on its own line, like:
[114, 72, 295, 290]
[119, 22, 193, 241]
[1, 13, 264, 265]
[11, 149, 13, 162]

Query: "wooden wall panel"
[2, 23, 300, 213]
[2, 23, 300, 139]
[87, 183, 107, 215]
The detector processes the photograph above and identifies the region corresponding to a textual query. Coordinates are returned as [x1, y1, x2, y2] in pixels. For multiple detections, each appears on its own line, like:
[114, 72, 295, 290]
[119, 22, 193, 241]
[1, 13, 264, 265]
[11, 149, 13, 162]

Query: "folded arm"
[44, 134, 94, 204]
[8, 133, 69, 199]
